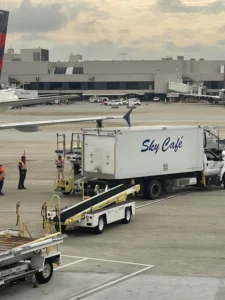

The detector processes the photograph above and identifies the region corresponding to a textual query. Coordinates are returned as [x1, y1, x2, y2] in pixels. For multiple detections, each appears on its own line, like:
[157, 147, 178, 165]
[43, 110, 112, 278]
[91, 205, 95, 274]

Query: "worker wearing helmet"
[0, 164, 5, 195]
[55, 155, 65, 180]
[18, 156, 27, 189]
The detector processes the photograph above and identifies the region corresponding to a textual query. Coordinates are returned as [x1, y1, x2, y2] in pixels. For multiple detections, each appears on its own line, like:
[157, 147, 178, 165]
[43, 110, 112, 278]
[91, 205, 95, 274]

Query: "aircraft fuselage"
[0, 90, 18, 113]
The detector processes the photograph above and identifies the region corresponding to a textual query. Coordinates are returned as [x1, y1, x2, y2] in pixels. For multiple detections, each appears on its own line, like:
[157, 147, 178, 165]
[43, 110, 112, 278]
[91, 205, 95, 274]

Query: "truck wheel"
[84, 189, 97, 197]
[148, 180, 162, 200]
[94, 216, 105, 234]
[62, 190, 73, 195]
[35, 260, 53, 284]
[223, 174, 225, 189]
[123, 207, 131, 224]
[55, 224, 67, 233]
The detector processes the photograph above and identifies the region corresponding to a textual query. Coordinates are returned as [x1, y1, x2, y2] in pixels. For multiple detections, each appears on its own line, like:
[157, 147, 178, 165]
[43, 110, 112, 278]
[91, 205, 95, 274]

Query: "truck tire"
[223, 173, 225, 189]
[123, 207, 131, 224]
[62, 190, 73, 195]
[35, 260, 53, 284]
[94, 216, 105, 234]
[147, 180, 162, 200]
[55, 224, 67, 233]
[84, 189, 97, 197]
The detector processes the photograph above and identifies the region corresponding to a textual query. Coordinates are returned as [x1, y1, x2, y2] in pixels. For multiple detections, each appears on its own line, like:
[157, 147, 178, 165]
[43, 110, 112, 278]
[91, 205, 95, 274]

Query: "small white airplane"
[0, 10, 80, 113]
[181, 89, 225, 105]
[0, 89, 79, 114]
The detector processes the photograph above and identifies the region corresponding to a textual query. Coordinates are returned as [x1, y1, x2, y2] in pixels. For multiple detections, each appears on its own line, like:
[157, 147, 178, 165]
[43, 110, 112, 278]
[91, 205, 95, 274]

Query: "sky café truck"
[81, 125, 225, 200]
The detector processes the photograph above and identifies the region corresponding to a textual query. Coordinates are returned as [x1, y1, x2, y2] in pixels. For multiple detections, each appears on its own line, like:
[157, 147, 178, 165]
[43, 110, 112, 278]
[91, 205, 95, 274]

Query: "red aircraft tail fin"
[0, 10, 9, 79]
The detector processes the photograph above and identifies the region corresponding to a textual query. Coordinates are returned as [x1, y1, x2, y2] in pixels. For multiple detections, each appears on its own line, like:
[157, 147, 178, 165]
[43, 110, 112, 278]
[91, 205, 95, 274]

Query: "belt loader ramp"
[47, 184, 140, 234]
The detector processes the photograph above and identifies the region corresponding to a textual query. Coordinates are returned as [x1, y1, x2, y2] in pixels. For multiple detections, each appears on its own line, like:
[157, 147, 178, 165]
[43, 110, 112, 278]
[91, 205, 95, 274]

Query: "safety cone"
[23, 150, 27, 162]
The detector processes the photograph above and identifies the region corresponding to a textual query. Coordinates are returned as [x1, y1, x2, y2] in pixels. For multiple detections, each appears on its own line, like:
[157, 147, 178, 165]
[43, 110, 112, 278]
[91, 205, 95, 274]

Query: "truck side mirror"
[203, 132, 207, 148]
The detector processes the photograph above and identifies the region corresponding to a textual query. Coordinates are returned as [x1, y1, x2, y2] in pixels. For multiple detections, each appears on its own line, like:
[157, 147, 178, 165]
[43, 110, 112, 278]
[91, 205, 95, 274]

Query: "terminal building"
[1, 47, 225, 100]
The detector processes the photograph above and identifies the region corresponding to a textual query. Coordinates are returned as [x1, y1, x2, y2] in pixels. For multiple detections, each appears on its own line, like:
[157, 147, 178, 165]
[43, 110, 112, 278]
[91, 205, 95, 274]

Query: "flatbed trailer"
[0, 202, 66, 287]
[47, 184, 140, 234]
[0, 230, 65, 286]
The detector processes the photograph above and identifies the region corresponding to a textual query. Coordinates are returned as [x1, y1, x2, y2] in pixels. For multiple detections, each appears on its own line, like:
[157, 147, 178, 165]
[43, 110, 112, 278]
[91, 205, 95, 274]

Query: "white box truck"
[81, 125, 225, 199]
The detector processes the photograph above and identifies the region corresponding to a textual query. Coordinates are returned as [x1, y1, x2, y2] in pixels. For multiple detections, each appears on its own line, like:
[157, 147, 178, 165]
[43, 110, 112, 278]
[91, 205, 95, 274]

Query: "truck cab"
[204, 149, 225, 186]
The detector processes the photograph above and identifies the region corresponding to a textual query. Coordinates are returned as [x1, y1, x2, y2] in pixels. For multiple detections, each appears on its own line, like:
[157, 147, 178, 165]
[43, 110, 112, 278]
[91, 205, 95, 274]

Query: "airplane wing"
[0, 94, 79, 107]
[0, 109, 133, 132]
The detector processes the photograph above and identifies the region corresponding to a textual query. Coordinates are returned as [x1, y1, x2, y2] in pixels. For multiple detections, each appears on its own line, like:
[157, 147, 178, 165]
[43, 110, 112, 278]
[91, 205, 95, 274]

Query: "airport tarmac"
[0, 102, 225, 300]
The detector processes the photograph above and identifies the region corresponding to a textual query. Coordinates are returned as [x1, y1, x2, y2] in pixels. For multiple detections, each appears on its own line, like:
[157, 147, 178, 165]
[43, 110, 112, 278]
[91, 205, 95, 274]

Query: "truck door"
[83, 134, 115, 175]
[204, 150, 222, 177]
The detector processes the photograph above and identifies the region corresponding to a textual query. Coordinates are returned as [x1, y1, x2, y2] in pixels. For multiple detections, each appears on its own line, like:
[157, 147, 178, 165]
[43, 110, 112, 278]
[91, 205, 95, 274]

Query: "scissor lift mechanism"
[47, 184, 140, 234]
[54, 132, 84, 195]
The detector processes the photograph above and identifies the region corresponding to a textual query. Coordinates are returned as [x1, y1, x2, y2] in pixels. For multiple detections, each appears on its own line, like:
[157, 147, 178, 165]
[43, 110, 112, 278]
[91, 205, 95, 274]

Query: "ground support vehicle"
[81, 125, 225, 200]
[0, 202, 66, 287]
[54, 132, 84, 195]
[46, 184, 140, 234]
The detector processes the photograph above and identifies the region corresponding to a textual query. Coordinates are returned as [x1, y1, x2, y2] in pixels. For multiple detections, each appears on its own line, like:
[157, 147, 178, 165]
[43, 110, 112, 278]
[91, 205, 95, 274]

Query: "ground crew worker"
[18, 156, 27, 189]
[56, 155, 64, 180]
[0, 164, 5, 196]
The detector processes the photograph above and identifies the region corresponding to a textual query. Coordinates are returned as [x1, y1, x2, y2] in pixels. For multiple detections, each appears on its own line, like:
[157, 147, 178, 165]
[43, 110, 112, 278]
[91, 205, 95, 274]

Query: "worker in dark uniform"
[0, 164, 5, 196]
[96, 120, 103, 128]
[18, 156, 27, 189]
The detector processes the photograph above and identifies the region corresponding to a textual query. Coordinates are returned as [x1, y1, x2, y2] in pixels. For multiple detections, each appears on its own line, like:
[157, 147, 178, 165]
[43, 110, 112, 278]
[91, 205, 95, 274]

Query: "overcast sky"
[2, 0, 225, 61]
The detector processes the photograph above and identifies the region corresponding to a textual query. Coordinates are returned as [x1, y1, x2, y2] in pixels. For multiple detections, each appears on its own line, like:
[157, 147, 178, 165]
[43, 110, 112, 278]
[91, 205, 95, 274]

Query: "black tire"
[94, 216, 105, 234]
[55, 224, 67, 233]
[147, 180, 162, 200]
[84, 189, 97, 197]
[35, 260, 53, 284]
[123, 207, 132, 224]
[62, 190, 73, 195]
[223, 173, 225, 189]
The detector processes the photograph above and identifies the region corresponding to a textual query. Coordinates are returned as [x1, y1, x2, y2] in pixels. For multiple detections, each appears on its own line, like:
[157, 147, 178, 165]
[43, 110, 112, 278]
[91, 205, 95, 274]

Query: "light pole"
[119, 53, 127, 60]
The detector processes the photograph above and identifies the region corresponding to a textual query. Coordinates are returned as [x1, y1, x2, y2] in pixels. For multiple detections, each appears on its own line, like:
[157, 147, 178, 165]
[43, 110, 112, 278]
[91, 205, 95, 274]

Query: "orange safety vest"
[19, 161, 27, 170]
[56, 158, 64, 167]
[0, 166, 5, 181]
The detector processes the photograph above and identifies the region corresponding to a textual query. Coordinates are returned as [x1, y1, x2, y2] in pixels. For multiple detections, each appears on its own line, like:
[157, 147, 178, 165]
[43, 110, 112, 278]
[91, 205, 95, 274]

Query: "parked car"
[108, 99, 123, 106]
[126, 98, 141, 106]
[153, 97, 161, 102]
[101, 99, 109, 105]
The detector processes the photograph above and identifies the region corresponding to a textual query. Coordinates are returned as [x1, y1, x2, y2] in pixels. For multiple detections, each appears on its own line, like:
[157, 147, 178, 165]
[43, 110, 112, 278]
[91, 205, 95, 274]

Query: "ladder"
[56, 133, 66, 159]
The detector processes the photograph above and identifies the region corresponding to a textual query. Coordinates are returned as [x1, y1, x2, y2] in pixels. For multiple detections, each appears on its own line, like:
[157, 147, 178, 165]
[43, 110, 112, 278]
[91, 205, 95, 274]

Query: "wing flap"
[0, 116, 122, 132]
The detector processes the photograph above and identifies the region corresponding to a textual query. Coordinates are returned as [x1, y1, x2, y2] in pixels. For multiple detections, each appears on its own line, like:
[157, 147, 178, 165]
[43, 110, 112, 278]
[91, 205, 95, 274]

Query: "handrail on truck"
[46, 195, 62, 234]
[16, 201, 32, 238]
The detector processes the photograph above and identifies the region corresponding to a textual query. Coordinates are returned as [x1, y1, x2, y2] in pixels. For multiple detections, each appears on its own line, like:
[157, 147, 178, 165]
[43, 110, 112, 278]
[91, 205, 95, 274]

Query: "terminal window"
[72, 67, 83, 74]
[54, 67, 67, 74]
[33, 52, 40, 61]
[106, 82, 120, 89]
[69, 82, 82, 89]
[125, 82, 139, 89]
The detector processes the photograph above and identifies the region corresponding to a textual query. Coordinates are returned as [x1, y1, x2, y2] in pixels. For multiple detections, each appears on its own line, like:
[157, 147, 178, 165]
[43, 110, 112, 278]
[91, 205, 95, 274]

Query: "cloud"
[8, 0, 69, 33]
[66, 0, 111, 27]
[164, 42, 203, 52]
[49, 39, 135, 61]
[156, 0, 225, 14]
[20, 33, 50, 41]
